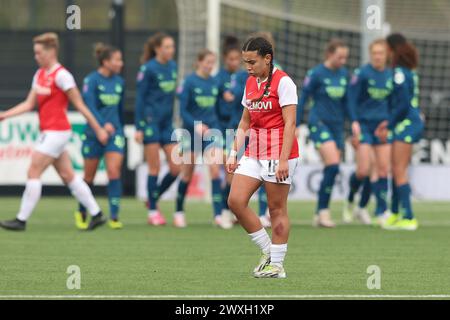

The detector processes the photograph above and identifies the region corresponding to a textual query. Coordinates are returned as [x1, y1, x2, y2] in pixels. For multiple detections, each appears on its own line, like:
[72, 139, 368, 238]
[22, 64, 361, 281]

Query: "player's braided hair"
[242, 36, 274, 103]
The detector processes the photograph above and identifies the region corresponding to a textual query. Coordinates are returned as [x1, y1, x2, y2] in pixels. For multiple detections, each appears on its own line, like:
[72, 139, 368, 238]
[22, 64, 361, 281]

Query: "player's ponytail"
[94, 42, 119, 66]
[242, 36, 274, 103]
[140, 32, 172, 64]
[386, 33, 419, 69]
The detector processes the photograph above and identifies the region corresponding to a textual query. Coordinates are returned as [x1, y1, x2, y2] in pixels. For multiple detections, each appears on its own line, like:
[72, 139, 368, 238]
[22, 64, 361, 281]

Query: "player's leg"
[315, 141, 340, 228]
[204, 144, 230, 228]
[158, 142, 181, 199]
[384, 141, 417, 230]
[105, 151, 124, 229]
[54, 151, 105, 230]
[372, 143, 391, 224]
[144, 142, 162, 213]
[173, 151, 196, 227]
[75, 158, 99, 229]
[227, 171, 268, 274]
[254, 181, 290, 278]
[0, 151, 54, 231]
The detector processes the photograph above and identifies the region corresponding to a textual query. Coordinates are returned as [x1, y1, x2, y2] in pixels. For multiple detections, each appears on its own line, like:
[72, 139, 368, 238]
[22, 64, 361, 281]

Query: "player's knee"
[227, 195, 245, 214]
[168, 163, 180, 176]
[268, 207, 283, 219]
[107, 168, 121, 180]
[60, 170, 75, 184]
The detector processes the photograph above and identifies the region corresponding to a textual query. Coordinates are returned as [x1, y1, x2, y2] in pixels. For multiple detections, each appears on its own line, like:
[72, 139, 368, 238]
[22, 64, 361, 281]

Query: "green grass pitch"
[0, 197, 449, 299]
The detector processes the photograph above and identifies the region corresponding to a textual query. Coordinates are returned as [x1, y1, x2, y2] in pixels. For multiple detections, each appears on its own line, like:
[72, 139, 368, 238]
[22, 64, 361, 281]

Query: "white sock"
[148, 210, 159, 217]
[249, 228, 271, 254]
[270, 244, 288, 267]
[68, 176, 100, 216]
[17, 179, 42, 221]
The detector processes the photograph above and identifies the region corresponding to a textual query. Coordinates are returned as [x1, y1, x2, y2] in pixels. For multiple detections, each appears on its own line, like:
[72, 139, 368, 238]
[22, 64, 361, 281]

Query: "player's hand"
[350, 121, 361, 149]
[375, 120, 389, 143]
[223, 91, 235, 103]
[275, 159, 289, 183]
[104, 122, 115, 135]
[195, 123, 209, 135]
[96, 128, 109, 146]
[226, 153, 239, 173]
[135, 130, 144, 143]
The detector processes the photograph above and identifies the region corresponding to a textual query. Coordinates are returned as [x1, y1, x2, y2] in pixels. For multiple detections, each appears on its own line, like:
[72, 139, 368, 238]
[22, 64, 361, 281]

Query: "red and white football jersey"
[32, 63, 76, 131]
[241, 68, 299, 160]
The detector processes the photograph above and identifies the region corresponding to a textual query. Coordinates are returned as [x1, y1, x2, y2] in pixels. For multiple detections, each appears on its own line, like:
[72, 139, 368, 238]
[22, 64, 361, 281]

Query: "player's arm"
[66, 87, 109, 145]
[345, 69, 361, 145]
[134, 66, 152, 143]
[0, 89, 37, 121]
[82, 77, 113, 134]
[226, 107, 250, 173]
[296, 69, 317, 126]
[178, 80, 199, 133]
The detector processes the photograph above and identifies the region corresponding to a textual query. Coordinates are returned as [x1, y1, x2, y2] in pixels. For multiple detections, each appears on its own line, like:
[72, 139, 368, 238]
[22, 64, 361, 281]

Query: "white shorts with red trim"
[234, 156, 299, 185]
[34, 130, 72, 158]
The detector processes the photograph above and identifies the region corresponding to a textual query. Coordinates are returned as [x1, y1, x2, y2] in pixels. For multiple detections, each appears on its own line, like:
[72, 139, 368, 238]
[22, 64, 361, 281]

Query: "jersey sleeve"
[344, 69, 358, 122]
[297, 69, 318, 125]
[387, 68, 410, 129]
[134, 65, 152, 130]
[55, 69, 77, 91]
[82, 76, 105, 126]
[278, 76, 298, 107]
[178, 79, 196, 129]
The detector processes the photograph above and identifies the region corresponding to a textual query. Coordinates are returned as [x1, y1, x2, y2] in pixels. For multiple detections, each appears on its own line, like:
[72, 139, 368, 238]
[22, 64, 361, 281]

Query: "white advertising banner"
[0, 112, 108, 185]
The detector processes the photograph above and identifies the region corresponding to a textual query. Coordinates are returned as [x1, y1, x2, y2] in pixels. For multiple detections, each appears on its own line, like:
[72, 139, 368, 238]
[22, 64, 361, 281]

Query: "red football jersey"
[34, 65, 72, 131]
[242, 68, 299, 160]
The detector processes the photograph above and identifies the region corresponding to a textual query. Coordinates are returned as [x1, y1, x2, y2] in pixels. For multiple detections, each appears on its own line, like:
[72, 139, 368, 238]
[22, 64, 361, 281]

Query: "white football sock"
[249, 228, 271, 254]
[270, 243, 287, 267]
[68, 176, 100, 216]
[17, 179, 42, 222]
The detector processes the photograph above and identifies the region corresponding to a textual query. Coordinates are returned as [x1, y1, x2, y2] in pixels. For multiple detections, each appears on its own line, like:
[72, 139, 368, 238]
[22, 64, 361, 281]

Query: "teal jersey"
[135, 58, 177, 129]
[82, 70, 125, 136]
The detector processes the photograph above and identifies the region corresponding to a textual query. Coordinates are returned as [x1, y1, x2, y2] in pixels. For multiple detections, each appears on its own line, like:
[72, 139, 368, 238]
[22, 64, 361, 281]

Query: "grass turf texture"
[0, 197, 449, 299]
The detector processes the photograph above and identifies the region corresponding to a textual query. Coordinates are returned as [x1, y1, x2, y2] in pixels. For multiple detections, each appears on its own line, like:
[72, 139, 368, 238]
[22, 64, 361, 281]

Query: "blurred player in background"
[176, 49, 227, 228]
[135, 33, 180, 226]
[214, 35, 244, 227]
[74, 43, 125, 230]
[344, 39, 393, 226]
[297, 39, 360, 228]
[0, 33, 108, 231]
[376, 33, 424, 231]
[227, 36, 299, 278]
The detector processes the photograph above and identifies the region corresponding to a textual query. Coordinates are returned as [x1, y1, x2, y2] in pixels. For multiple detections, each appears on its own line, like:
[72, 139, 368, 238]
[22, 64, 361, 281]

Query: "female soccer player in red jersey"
[226, 37, 299, 278]
[0, 32, 109, 231]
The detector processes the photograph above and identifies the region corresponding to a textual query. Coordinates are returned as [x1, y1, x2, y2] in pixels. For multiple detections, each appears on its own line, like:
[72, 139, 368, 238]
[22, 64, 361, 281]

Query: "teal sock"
[391, 178, 399, 214]
[212, 178, 223, 217]
[107, 179, 122, 220]
[317, 164, 339, 212]
[348, 172, 364, 203]
[258, 185, 268, 217]
[373, 178, 388, 216]
[176, 180, 189, 212]
[358, 178, 372, 208]
[223, 182, 231, 210]
[147, 175, 159, 210]
[397, 183, 413, 220]
[158, 173, 178, 199]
